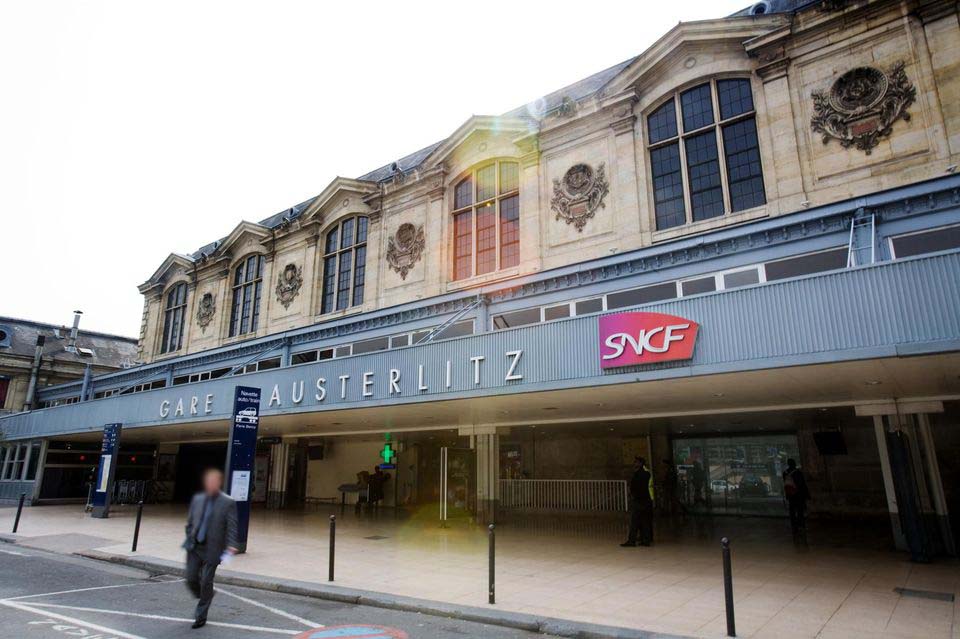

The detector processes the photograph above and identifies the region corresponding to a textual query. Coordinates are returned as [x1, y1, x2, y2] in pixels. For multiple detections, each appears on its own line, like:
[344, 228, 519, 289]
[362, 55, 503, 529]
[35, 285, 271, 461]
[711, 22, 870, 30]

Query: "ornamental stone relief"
[550, 163, 609, 232]
[810, 61, 916, 155]
[196, 292, 216, 331]
[386, 222, 425, 280]
[275, 263, 303, 308]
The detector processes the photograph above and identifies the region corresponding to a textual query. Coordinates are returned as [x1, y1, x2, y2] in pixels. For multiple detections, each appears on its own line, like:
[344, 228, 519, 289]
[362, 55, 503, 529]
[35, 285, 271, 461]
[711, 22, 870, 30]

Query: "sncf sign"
[599, 312, 699, 369]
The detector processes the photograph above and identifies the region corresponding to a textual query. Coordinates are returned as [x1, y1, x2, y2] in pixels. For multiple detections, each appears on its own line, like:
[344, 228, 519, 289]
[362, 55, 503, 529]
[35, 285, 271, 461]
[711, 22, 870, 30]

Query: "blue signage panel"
[91, 423, 122, 519]
[225, 386, 260, 552]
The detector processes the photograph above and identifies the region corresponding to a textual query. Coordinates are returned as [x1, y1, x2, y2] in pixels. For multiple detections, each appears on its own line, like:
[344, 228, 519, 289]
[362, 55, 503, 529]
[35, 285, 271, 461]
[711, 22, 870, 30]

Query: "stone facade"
[136, 0, 960, 364]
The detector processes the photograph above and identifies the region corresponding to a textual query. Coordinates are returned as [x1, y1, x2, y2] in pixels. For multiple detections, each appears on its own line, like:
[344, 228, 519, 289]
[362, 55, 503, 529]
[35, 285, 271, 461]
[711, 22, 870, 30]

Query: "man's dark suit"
[182, 491, 238, 623]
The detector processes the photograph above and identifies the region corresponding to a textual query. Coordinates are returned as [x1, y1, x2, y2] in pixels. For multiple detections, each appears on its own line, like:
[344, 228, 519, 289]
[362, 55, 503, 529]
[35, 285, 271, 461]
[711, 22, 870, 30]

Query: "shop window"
[764, 247, 847, 281]
[606, 282, 678, 310]
[647, 78, 765, 230]
[890, 225, 960, 259]
[291, 351, 319, 365]
[334, 345, 352, 358]
[353, 336, 390, 355]
[722, 268, 760, 289]
[389, 334, 410, 349]
[451, 160, 521, 280]
[574, 298, 604, 315]
[492, 307, 542, 330]
[229, 254, 265, 337]
[680, 276, 716, 296]
[543, 304, 571, 321]
[24, 442, 41, 481]
[160, 282, 188, 353]
[321, 217, 369, 313]
[257, 357, 281, 371]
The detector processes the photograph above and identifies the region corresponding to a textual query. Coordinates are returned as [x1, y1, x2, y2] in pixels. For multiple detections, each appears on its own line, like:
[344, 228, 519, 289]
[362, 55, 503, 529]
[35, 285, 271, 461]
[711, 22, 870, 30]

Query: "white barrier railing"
[499, 479, 628, 512]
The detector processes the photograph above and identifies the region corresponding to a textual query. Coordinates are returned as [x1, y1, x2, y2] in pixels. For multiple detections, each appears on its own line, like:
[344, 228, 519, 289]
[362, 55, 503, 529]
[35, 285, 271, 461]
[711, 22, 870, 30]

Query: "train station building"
[2, 0, 960, 565]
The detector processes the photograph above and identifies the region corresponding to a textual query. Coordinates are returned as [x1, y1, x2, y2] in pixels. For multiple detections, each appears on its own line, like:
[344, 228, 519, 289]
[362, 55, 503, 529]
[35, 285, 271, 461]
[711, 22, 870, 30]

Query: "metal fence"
[499, 479, 628, 512]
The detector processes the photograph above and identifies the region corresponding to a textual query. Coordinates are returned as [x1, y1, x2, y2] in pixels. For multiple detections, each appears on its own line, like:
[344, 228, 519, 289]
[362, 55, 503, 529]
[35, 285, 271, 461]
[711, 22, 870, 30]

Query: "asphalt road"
[0, 545, 555, 639]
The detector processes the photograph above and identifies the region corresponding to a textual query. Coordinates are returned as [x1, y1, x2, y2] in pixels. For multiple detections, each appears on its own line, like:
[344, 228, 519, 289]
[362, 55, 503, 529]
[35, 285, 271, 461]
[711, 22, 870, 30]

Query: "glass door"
[440, 447, 476, 523]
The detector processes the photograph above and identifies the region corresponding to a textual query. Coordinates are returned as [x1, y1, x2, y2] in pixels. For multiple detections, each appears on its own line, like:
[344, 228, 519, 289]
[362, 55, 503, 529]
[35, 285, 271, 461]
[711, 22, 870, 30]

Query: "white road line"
[215, 585, 322, 628]
[4, 578, 184, 601]
[0, 548, 28, 556]
[0, 599, 147, 639]
[26, 602, 301, 636]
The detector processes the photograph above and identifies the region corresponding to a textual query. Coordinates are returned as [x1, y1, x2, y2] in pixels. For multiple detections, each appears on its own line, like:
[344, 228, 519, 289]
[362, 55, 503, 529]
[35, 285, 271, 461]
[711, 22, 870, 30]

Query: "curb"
[75, 549, 692, 639]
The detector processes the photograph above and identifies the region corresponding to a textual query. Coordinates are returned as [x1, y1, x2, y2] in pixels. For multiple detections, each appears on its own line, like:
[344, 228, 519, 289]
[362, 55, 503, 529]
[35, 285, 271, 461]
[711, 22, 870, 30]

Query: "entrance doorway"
[173, 442, 226, 502]
[672, 434, 800, 516]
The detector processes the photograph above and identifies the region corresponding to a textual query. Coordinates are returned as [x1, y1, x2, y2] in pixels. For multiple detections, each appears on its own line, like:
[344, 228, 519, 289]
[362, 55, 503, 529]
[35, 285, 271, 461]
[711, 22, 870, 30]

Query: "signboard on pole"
[225, 386, 261, 553]
[91, 423, 122, 519]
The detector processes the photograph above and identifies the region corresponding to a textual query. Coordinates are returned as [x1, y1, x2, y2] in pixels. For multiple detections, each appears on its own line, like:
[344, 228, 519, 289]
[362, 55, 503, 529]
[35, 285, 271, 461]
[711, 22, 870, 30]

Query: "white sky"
[0, 0, 747, 337]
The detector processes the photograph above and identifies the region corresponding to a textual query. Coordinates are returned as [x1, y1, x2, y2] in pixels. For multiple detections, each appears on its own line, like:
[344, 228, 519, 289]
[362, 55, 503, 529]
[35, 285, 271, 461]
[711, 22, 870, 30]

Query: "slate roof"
[0, 316, 139, 369]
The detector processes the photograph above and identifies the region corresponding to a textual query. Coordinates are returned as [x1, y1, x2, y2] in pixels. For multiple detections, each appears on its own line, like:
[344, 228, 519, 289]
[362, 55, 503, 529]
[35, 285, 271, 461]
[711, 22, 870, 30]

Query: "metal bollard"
[12, 493, 26, 533]
[488, 524, 496, 605]
[328, 515, 336, 582]
[721, 537, 736, 637]
[131, 501, 144, 552]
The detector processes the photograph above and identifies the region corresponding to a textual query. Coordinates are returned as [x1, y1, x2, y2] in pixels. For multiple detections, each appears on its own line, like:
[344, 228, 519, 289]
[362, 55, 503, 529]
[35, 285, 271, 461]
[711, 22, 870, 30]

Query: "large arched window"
[451, 160, 520, 281]
[321, 216, 368, 314]
[160, 282, 187, 353]
[229, 254, 264, 337]
[647, 78, 765, 230]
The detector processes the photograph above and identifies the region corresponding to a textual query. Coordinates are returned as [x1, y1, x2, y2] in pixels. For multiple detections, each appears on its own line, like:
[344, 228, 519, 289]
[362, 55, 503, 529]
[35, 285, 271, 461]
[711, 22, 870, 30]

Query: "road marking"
[4, 578, 184, 601]
[216, 586, 322, 628]
[0, 599, 146, 639]
[0, 548, 28, 556]
[25, 603, 301, 635]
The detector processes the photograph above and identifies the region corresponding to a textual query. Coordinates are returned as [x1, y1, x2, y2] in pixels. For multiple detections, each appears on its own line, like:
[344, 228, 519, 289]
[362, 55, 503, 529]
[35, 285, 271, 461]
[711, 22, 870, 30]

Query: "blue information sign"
[225, 386, 261, 552]
[91, 423, 122, 519]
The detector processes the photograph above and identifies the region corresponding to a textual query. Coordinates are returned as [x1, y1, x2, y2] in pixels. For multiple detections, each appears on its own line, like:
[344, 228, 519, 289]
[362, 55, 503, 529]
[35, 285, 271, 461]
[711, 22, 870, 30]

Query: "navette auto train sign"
[599, 312, 699, 369]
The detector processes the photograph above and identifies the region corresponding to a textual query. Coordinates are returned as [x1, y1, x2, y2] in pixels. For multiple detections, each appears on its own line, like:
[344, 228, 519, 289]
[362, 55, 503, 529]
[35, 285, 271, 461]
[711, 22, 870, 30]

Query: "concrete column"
[917, 413, 955, 556]
[267, 442, 290, 509]
[872, 415, 907, 550]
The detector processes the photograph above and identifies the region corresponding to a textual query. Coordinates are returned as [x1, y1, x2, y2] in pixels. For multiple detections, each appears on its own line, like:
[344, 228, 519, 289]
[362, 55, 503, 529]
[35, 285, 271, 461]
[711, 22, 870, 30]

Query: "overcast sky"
[0, 0, 747, 337]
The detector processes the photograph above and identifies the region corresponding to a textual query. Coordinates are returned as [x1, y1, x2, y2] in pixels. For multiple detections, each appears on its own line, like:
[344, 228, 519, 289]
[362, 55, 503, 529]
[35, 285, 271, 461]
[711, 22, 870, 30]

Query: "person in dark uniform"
[621, 457, 653, 547]
[182, 468, 238, 629]
[782, 458, 810, 536]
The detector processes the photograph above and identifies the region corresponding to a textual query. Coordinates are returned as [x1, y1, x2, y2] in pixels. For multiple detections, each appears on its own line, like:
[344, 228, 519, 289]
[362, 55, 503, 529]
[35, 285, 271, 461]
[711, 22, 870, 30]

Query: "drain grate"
[894, 587, 955, 602]
[363, 535, 389, 540]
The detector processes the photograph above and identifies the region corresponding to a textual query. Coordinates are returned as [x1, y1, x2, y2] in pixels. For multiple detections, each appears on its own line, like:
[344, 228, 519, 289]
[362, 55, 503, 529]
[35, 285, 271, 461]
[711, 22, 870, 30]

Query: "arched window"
[160, 282, 187, 353]
[451, 160, 520, 281]
[321, 216, 368, 314]
[647, 78, 765, 230]
[229, 254, 264, 337]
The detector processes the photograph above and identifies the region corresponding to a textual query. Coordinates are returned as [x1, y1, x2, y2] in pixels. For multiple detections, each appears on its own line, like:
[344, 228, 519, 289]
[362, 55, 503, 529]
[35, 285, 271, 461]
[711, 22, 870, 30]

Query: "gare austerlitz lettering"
[159, 349, 524, 418]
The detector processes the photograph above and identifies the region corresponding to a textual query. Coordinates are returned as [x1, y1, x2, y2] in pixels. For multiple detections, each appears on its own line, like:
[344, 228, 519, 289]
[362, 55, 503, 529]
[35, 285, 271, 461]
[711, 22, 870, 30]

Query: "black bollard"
[12, 493, 25, 533]
[131, 501, 144, 552]
[488, 524, 495, 605]
[328, 515, 336, 582]
[721, 537, 736, 637]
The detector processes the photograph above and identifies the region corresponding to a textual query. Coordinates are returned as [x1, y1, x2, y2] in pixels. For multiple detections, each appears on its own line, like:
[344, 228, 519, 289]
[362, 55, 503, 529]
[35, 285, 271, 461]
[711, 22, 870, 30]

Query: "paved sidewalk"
[2, 504, 957, 639]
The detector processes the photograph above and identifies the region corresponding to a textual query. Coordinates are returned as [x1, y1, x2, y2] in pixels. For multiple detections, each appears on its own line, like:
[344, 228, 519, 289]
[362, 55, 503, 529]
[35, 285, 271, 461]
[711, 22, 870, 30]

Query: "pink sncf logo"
[599, 312, 699, 369]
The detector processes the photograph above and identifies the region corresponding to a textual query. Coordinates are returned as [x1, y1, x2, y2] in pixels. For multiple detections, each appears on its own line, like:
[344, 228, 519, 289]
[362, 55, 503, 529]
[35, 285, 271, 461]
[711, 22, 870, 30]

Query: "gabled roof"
[420, 115, 533, 169]
[140, 253, 195, 290]
[300, 177, 379, 222]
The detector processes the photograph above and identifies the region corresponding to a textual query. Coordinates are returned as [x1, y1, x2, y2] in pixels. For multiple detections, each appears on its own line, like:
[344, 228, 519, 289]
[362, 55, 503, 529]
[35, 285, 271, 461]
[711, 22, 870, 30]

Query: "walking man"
[782, 458, 810, 536]
[183, 468, 238, 629]
[622, 457, 654, 547]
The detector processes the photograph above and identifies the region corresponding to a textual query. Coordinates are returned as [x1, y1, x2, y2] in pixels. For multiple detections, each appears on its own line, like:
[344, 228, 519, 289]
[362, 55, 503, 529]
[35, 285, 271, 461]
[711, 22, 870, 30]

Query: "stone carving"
[811, 61, 916, 155]
[550, 163, 609, 232]
[386, 223, 425, 280]
[196, 292, 216, 331]
[275, 263, 303, 308]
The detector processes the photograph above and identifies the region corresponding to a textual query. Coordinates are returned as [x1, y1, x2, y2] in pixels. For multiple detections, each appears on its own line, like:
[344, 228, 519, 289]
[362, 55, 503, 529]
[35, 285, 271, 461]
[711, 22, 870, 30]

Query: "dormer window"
[229, 255, 264, 337]
[321, 216, 368, 314]
[160, 282, 187, 353]
[647, 78, 765, 230]
[452, 160, 520, 281]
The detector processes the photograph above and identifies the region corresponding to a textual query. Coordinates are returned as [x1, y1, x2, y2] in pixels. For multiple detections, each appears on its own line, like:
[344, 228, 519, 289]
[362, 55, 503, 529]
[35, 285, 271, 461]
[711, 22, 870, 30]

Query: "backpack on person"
[783, 470, 798, 497]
